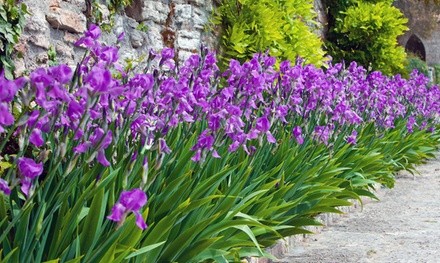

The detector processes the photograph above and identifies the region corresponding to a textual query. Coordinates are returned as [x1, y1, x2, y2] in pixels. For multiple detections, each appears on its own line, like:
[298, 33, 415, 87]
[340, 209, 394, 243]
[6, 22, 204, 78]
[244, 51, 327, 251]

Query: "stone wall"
[394, 0, 440, 66]
[13, 0, 216, 76]
[313, 0, 328, 39]
[12, 0, 329, 77]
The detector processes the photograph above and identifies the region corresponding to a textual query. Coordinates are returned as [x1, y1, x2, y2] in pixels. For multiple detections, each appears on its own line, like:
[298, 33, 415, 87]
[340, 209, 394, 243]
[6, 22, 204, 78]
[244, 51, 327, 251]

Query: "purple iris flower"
[107, 188, 148, 230]
[204, 51, 217, 67]
[84, 66, 112, 93]
[48, 64, 73, 84]
[193, 131, 215, 151]
[292, 126, 304, 145]
[75, 24, 101, 48]
[74, 128, 113, 166]
[256, 116, 276, 144]
[263, 55, 276, 67]
[29, 128, 45, 147]
[0, 73, 26, 132]
[92, 129, 113, 166]
[191, 150, 202, 162]
[0, 73, 26, 103]
[67, 100, 85, 122]
[314, 126, 331, 145]
[99, 46, 119, 64]
[255, 117, 270, 132]
[159, 48, 176, 69]
[159, 138, 171, 154]
[161, 48, 174, 60]
[0, 178, 11, 195]
[185, 54, 201, 68]
[0, 103, 14, 133]
[406, 116, 416, 133]
[85, 24, 101, 39]
[346, 130, 358, 145]
[208, 114, 221, 131]
[17, 157, 43, 178]
[17, 157, 44, 197]
[228, 141, 240, 153]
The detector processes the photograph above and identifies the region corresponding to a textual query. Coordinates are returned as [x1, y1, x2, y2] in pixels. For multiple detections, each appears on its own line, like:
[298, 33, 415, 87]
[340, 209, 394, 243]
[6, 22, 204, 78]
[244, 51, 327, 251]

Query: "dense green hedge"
[212, 0, 325, 68]
[324, 0, 408, 75]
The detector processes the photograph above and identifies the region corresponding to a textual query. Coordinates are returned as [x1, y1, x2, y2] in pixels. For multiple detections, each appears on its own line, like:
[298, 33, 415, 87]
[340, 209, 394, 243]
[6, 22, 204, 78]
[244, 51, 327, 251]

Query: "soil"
[280, 157, 440, 263]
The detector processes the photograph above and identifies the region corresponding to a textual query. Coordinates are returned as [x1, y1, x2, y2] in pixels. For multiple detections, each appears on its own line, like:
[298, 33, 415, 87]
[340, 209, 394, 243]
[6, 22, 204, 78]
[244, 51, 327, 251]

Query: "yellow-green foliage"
[213, 0, 325, 68]
[325, 1, 408, 75]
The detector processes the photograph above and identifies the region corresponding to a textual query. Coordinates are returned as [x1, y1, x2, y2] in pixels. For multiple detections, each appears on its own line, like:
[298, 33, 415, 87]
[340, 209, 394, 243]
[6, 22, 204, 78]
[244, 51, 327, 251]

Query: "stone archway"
[405, 34, 426, 61]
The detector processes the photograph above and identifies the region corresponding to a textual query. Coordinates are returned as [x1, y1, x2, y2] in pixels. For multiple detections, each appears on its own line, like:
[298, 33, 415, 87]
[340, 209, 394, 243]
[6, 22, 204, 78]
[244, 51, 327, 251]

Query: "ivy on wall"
[86, 0, 133, 31]
[0, 0, 28, 79]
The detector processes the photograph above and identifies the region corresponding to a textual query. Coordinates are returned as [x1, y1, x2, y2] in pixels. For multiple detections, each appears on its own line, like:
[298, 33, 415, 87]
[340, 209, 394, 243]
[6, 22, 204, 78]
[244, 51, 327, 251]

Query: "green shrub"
[324, 1, 408, 75]
[212, 0, 325, 68]
[433, 64, 440, 84]
[0, 0, 28, 79]
[405, 54, 429, 77]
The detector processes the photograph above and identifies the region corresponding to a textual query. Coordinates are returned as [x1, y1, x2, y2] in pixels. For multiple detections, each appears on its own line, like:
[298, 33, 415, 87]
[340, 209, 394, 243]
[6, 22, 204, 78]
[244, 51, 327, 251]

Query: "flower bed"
[0, 25, 439, 262]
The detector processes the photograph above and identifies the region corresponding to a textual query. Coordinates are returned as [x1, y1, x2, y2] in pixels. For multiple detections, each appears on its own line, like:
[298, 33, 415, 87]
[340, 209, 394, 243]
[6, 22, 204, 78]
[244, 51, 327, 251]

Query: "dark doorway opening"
[405, 34, 426, 61]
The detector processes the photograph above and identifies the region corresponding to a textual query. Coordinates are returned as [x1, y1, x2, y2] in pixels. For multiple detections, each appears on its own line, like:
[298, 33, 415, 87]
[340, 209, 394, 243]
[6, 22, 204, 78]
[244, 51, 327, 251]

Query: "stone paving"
[280, 157, 440, 263]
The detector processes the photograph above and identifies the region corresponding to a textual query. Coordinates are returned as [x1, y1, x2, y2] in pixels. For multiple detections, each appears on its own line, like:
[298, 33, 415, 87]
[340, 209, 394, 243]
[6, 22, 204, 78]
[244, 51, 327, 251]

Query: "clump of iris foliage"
[0, 25, 439, 262]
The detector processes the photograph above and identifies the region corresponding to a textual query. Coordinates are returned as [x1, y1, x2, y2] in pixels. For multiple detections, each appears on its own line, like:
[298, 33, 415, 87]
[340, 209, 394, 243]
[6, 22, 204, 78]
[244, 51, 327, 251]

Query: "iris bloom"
[0, 178, 11, 195]
[292, 126, 304, 145]
[107, 188, 148, 230]
[17, 157, 44, 197]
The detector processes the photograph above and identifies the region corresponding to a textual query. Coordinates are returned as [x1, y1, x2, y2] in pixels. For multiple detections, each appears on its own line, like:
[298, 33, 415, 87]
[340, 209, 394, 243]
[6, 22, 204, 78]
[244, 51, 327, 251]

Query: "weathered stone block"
[145, 21, 164, 50]
[49, 0, 60, 8]
[131, 30, 146, 48]
[36, 53, 49, 64]
[174, 4, 192, 23]
[25, 11, 49, 32]
[64, 32, 79, 44]
[28, 35, 50, 49]
[142, 1, 170, 24]
[176, 36, 200, 51]
[55, 42, 73, 57]
[177, 29, 201, 44]
[46, 7, 87, 33]
[13, 58, 26, 77]
[178, 29, 198, 39]
[192, 6, 208, 30]
[189, 0, 206, 6]
[125, 0, 143, 21]
[64, 0, 87, 11]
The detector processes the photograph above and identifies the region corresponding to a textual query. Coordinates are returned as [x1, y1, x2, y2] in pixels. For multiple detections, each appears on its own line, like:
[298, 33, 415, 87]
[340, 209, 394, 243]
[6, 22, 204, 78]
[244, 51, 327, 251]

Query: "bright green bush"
[324, 1, 408, 75]
[212, 0, 325, 68]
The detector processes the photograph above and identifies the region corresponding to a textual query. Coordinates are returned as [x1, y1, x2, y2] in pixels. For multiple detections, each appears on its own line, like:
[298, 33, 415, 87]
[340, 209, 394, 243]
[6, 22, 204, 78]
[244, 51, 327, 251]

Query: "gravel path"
[281, 157, 440, 263]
